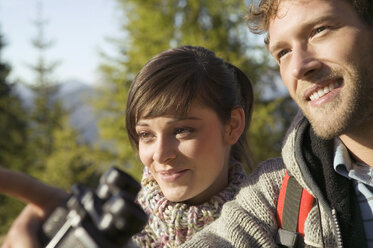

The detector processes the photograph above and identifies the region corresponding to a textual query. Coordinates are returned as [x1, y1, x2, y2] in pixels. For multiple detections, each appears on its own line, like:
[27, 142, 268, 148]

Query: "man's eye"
[277, 49, 290, 61]
[311, 26, 329, 37]
[316, 27, 326, 33]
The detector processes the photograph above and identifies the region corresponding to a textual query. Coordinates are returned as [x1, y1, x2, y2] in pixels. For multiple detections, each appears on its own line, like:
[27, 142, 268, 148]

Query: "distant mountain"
[14, 80, 99, 143]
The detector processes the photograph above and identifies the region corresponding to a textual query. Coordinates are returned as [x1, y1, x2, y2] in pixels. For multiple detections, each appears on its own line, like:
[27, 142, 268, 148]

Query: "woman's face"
[136, 102, 232, 204]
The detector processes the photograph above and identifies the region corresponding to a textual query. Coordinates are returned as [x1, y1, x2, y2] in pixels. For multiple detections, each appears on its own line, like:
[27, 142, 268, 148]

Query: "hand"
[0, 167, 68, 248]
[1, 204, 44, 248]
[1, 189, 67, 248]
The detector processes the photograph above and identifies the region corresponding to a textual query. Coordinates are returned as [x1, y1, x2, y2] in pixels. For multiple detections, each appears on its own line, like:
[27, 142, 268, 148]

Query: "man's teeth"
[309, 82, 340, 101]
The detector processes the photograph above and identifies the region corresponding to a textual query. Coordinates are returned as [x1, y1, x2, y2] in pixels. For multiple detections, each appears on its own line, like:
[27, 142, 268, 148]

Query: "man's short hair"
[245, 0, 373, 45]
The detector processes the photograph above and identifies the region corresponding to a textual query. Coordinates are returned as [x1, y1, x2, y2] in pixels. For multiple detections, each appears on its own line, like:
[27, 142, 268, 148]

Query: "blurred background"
[0, 0, 297, 238]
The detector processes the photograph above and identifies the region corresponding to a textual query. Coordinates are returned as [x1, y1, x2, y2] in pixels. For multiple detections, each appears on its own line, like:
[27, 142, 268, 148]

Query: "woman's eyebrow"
[136, 122, 149, 127]
[136, 117, 202, 126]
[172, 116, 201, 122]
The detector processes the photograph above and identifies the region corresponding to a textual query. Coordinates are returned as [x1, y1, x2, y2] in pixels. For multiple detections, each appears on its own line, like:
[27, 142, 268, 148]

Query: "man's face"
[268, 0, 373, 139]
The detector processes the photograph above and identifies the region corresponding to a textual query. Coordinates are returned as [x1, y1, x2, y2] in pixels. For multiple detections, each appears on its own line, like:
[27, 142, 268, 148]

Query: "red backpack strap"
[277, 171, 290, 228]
[276, 171, 314, 247]
[298, 188, 314, 235]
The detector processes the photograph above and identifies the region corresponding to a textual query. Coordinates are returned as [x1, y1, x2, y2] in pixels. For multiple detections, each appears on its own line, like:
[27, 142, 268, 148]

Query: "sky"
[0, 0, 120, 85]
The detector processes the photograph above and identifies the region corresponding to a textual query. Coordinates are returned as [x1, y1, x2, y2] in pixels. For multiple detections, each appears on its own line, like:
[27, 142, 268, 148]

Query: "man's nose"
[153, 136, 177, 164]
[290, 45, 321, 80]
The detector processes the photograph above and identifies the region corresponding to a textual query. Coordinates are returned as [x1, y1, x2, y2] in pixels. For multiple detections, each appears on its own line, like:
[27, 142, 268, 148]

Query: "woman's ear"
[225, 107, 245, 145]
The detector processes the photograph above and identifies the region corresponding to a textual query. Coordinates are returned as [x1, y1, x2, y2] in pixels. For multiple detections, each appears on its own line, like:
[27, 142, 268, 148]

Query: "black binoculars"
[40, 167, 147, 248]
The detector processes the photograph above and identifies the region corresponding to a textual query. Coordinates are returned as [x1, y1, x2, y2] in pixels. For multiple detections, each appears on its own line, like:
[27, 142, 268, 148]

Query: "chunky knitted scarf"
[132, 162, 247, 248]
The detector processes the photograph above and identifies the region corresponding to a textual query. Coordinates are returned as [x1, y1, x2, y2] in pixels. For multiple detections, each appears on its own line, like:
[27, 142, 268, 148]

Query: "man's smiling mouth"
[306, 80, 343, 101]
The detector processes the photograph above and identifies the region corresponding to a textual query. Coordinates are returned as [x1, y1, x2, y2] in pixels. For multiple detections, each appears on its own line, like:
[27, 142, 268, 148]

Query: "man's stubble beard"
[304, 60, 373, 140]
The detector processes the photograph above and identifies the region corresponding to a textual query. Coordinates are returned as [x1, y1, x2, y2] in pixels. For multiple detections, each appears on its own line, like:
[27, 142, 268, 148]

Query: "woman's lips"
[157, 169, 189, 182]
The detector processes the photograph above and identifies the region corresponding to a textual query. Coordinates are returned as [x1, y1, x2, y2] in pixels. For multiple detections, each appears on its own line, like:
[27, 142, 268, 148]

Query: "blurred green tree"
[0, 5, 103, 236]
[0, 31, 29, 176]
[0, 28, 29, 235]
[26, 3, 101, 188]
[96, 0, 297, 178]
[26, 4, 64, 175]
[42, 114, 102, 190]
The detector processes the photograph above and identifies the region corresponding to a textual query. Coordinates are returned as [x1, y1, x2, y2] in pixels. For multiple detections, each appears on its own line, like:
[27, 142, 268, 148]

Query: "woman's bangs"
[137, 78, 196, 120]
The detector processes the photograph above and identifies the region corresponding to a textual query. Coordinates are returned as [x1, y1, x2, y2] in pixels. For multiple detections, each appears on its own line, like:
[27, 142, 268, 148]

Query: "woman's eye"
[174, 127, 194, 137]
[137, 132, 154, 142]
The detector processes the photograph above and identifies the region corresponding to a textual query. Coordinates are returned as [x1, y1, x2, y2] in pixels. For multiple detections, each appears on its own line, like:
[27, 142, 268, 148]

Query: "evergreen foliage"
[0, 32, 28, 172]
[0, 6, 103, 236]
[0, 29, 29, 236]
[25, 5, 101, 188]
[42, 114, 102, 190]
[26, 6, 63, 175]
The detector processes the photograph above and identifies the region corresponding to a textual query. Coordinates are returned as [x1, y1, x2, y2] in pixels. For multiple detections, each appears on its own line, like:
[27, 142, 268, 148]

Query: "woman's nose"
[152, 136, 177, 164]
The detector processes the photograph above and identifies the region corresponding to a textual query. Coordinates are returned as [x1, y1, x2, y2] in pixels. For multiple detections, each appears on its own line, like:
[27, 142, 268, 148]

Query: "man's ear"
[225, 107, 245, 145]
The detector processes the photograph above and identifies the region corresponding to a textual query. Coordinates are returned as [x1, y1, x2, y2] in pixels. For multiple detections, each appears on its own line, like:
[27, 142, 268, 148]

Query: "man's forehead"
[265, 0, 293, 47]
[268, 0, 318, 23]
[266, 0, 330, 47]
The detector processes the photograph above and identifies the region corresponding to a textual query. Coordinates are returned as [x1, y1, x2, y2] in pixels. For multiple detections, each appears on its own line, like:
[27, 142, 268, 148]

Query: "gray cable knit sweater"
[180, 113, 366, 248]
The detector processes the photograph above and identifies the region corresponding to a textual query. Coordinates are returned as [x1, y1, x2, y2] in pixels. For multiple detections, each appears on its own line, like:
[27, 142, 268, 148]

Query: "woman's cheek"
[179, 139, 202, 157]
[138, 143, 152, 167]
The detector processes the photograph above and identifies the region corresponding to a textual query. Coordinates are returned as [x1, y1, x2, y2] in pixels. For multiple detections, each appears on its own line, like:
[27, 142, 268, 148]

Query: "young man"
[181, 0, 373, 247]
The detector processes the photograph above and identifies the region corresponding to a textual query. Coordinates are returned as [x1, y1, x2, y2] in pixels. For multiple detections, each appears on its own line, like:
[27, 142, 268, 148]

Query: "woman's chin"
[163, 190, 191, 203]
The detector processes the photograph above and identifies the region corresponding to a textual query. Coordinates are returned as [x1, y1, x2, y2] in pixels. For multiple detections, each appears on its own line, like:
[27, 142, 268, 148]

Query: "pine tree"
[26, 4, 64, 175]
[42, 114, 102, 190]
[96, 0, 296, 177]
[27, 3, 101, 187]
[0, 31, 28, 171]
[0, 27, 29, 236]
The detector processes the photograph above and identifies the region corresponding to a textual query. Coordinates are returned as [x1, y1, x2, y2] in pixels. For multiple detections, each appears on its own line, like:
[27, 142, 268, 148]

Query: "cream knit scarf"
[132, 162, 247, 248]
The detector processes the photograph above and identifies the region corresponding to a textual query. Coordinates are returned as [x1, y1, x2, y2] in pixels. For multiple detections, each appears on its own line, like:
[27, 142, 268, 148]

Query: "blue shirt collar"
[333, 138, 373, 186]
[333, 138, 352, 177]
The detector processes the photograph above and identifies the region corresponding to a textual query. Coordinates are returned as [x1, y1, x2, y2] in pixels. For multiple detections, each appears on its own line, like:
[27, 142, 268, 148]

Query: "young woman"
[126, 45, 254, 247]
[1, 45, 254, 248]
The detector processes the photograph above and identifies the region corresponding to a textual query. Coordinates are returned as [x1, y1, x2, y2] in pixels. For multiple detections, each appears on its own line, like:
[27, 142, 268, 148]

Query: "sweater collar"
[282, 113, 366, 247]
[132, 162, 247, 247]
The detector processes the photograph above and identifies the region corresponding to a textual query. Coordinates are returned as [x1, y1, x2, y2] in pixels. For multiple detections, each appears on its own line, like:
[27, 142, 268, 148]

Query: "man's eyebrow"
[268, 40, 285, 55]
[268, 14, 338, 54]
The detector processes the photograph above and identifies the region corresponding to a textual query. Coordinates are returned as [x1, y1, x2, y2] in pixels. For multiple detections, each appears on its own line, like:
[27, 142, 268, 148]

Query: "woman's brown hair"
[126, 45, 254, 170]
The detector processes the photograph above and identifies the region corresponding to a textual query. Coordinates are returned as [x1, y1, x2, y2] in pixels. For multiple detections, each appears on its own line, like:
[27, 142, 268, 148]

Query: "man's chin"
[311, 126, 338, 140]
[309, 116, 349, 140]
